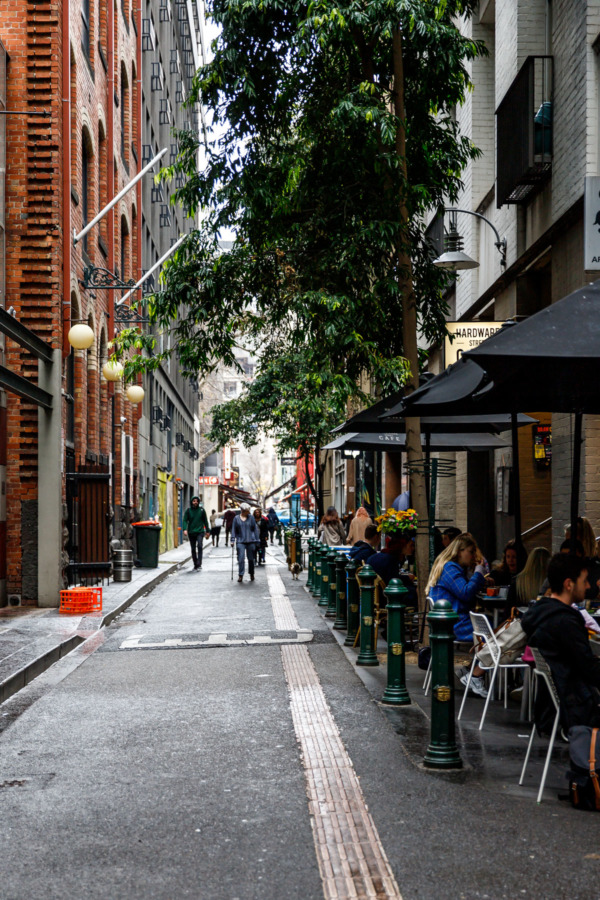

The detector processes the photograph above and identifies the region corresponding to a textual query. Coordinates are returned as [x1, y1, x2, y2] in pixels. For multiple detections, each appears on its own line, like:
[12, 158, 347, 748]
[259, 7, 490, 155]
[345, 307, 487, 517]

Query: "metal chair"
[519, 648, 562, 803]
[458, 611, 529, 730]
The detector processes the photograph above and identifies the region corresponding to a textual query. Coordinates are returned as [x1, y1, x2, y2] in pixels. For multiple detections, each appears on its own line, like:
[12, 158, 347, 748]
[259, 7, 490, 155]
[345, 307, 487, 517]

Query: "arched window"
[81, 0, 90, 59]
[120, 61, 129, 166]
[121, 214, 130, 282]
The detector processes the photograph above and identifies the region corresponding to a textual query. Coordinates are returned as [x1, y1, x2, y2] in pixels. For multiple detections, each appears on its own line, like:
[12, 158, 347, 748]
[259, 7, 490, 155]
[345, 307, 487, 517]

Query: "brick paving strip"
[267, 564, 403, 900]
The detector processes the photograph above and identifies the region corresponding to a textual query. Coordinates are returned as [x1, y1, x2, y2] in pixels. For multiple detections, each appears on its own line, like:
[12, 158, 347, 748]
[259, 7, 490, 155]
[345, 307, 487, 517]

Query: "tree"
[116, 0, 485, 603]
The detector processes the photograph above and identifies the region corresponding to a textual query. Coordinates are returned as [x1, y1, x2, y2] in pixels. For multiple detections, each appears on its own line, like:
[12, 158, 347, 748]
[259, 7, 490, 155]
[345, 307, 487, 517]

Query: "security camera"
[120, 416, 127, 425]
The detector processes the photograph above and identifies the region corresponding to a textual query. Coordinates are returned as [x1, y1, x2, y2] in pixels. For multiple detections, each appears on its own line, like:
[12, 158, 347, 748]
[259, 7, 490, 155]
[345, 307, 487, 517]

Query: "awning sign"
[444, 322, 504, 366]
[584, 176, 600, 270]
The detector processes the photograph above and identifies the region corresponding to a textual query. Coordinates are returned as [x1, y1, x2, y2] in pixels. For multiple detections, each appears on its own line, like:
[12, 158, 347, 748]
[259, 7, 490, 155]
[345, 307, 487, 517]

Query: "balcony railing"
[496, 56, 553, 207]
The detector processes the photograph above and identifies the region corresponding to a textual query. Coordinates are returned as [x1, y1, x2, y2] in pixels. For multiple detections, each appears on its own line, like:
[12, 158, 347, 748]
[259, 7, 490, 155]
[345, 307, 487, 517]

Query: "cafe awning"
[324, 432, 510, 452]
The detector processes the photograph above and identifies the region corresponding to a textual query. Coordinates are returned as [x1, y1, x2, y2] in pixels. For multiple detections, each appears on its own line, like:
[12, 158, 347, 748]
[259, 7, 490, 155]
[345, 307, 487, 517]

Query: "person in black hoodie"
[348, 524, 380, 564]
[522, 552, 600, 730]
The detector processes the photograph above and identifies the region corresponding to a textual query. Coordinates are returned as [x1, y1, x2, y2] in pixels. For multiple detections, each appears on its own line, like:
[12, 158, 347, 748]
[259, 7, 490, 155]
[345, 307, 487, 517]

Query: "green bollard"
[319, 546, 330, 607]
[344, 558, 360, 647]
[326, 549, 338, 617]
[356, 564, 379, 666]
[334, 553, 348, 630]
[423, 599, 462, 770]
[312, 541, 323, 599]
[381, 578, 410, 706]
[307, 539, 315, 591]
[294, 530, 303, 570]
[277, 525, 282, 545]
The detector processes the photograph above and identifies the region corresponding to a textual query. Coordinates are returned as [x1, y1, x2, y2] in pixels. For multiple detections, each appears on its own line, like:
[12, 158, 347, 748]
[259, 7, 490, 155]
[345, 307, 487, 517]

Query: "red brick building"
[0, 0, 142, 605]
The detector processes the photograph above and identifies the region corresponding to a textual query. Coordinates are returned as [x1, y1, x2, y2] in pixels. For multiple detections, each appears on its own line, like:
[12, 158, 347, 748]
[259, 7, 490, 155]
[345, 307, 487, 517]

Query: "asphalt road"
[0, 546, 599, 900]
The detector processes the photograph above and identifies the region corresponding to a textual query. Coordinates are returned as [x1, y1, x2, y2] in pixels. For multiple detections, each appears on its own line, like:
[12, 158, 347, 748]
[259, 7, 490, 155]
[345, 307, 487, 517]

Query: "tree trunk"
[392, 27, 429, 617]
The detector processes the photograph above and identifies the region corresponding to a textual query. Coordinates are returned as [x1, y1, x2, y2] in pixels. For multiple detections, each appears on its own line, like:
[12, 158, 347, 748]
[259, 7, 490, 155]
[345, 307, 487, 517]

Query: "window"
[81, 135, 90, 253]
[120, 63, 129, 166]
[82, 0, 91, 59]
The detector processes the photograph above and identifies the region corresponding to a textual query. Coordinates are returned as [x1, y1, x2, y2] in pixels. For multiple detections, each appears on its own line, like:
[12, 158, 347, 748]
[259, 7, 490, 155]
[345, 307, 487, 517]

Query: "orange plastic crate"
[59, 587, 102, 615]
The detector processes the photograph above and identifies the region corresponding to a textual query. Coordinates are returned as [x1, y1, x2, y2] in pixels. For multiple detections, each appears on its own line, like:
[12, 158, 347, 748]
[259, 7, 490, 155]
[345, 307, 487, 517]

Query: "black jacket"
[522, 597, 600, 729]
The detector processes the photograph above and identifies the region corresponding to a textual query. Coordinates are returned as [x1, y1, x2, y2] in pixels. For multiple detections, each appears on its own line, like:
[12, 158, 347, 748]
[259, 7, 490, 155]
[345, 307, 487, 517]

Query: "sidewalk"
[0, 541, 200, 705]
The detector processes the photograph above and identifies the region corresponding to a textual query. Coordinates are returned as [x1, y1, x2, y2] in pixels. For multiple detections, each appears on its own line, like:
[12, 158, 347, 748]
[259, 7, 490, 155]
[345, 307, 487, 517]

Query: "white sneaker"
[460, 673, 488, 699]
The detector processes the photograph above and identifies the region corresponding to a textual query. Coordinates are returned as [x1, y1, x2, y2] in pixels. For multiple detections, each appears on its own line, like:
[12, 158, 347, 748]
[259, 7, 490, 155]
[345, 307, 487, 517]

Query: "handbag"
[474, 608, 527, 667]
[568, 726, 600, 811]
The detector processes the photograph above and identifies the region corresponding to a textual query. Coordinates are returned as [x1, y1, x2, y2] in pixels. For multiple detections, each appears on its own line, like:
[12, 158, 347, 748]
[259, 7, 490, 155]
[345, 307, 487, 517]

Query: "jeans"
[189, 533, 204, 568]
[236, 542, 255, 577]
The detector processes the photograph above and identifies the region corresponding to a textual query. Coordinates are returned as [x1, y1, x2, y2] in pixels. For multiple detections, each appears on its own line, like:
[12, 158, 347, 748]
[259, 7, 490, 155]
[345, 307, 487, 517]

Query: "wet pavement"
[0, 544, 598, 899]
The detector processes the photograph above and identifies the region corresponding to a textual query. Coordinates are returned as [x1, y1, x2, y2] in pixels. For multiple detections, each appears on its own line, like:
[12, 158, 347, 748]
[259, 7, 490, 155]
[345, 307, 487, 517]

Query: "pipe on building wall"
[136, 0, 142, 288]
[61, 0, 71, 357]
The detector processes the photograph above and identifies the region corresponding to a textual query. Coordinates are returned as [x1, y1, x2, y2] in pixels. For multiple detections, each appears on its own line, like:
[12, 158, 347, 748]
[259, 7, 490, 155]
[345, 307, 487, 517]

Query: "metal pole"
[423, 600, 462, 769]
[570, 411, 583, 552]
[73, 148, 168, 245]
[344, 558, 360, 646]
[356, 564, 379, 666]
[115, 233, 187, 307]
[326, 549, 338, 618]
[511, 412, 523, 547]
[333, 552, 348, 630]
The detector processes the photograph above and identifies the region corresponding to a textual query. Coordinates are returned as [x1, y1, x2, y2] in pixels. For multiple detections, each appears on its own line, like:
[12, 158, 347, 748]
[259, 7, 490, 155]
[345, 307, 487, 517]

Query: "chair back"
[530, 647, 560, 712]
[470, 611, 500, 664]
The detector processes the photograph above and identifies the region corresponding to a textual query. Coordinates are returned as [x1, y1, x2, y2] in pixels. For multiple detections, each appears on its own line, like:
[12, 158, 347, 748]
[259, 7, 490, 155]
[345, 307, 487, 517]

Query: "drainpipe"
[136, 0, 142, 288]
[61, 0, 71, 356]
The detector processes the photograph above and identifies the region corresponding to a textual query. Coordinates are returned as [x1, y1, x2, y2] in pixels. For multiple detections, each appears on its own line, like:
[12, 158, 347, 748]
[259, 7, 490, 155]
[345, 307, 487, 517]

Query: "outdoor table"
[477, 594, 507, 628]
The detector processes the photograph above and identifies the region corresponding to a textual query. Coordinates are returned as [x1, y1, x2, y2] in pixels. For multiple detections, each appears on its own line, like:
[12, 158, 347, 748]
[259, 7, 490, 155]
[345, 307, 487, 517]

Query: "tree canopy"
[117, 0, 485, 516]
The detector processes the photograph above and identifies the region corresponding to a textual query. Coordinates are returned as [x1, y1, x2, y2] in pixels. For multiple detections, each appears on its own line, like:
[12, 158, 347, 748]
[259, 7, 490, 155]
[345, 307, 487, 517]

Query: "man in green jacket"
[183, 496, 210, 570]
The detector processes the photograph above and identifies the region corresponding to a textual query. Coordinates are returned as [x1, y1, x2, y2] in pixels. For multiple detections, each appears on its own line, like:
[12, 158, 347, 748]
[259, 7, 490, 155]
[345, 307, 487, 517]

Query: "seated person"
[522, 553, 600, 730]
[504, 546, 551, 618]
[441, 526, 462, 549]
[369, 535, 417, 605]
[348, 524, 380, 564]
[489, 539, 528, 587]
[427, 533, 491, 698]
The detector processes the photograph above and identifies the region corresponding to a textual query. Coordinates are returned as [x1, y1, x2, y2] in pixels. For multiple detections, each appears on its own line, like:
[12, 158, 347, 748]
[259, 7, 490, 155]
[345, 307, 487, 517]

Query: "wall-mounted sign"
[532, 424, 552, 469]
[198, 476, 219, 485]
[584, 176, 600, 270]
[444, 322, 504, 366]
[281, 457, 296, 466]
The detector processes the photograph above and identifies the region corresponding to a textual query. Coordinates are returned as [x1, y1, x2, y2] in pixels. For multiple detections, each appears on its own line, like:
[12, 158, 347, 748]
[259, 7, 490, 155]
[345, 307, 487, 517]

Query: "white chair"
[519, 648, 562, 803]
[458, 611, 529, 731]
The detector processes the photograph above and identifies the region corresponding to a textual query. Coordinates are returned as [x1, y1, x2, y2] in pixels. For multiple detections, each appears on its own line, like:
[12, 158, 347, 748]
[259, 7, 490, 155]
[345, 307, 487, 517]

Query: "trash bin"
[113, 548, 133, 582]
[133, 521, 162, 568]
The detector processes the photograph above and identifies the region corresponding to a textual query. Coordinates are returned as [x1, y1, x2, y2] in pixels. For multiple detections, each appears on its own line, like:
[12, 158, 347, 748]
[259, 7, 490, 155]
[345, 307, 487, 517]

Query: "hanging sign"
[444, 322, 504, 366]
[584, 176, 600, 270]
[532, 424, 552, 469]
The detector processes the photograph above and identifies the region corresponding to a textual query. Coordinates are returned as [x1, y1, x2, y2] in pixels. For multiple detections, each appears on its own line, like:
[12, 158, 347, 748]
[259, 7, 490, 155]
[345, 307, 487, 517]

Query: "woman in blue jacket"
[426, 533, 491, 697]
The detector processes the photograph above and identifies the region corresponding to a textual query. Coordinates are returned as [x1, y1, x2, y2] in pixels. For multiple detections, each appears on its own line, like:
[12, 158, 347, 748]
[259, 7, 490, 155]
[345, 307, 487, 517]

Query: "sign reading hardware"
[444, 322, 504, 366]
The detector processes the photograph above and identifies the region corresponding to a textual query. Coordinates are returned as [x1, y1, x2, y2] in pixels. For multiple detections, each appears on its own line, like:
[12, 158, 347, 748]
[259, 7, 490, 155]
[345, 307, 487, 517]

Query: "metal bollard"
[344, 558, 360, 646]
[319, 546, 330, 607]
[356, 564, 379, 666]
[423, 599, 462, 770]
[307, 538, 315, 591]
[333, 553, 348, 630]
[312, 541, 323, 599]
[277, 525, 282, 545]
[294, 530, 303, 570]
[381, 578, 410, 706]
[326, 549, 338, 617]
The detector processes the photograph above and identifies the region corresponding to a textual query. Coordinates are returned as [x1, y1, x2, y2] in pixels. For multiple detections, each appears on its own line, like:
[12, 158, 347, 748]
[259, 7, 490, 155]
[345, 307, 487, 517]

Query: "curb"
[0, 552, 192, 707]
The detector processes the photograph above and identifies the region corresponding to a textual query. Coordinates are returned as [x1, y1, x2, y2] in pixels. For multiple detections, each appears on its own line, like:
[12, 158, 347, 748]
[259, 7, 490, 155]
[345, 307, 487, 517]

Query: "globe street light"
[67, 322, 94, 350]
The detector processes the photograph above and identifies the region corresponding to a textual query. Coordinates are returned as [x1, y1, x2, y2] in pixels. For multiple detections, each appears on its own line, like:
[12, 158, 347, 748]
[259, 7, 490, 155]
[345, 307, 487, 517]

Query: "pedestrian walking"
[266, 506, 280, 544]
[210, 509, 222, 547]
[318, 507, 347, 546]
[253, 508, 269, 565]
[183, 496, 210, 570]
[221, 506, 239, 547]
[231, 503, 260, 582]
[346, 506, 373, 545]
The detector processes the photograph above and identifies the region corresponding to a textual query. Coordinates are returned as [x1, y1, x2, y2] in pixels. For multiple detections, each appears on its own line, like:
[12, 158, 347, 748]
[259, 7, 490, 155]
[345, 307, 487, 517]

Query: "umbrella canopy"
[463, 281, 600, 414]
[323, 432, 510, 453]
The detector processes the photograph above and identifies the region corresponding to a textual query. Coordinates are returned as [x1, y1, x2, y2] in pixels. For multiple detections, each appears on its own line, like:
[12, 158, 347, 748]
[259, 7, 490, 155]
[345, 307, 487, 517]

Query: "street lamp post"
[433, 208, 507, 271]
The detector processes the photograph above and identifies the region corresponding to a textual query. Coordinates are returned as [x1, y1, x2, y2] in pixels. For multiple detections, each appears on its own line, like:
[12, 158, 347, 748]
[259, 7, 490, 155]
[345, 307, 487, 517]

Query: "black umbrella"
[402, 281, 600, 546]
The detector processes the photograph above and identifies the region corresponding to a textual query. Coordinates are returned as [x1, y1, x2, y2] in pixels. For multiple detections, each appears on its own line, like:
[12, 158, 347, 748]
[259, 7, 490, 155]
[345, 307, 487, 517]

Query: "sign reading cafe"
[444, 322, 504, 366]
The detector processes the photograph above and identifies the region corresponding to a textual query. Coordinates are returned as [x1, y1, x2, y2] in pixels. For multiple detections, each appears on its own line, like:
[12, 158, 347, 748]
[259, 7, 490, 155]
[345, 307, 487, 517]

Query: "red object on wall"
[296, 451, 314, 509]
